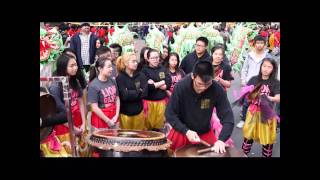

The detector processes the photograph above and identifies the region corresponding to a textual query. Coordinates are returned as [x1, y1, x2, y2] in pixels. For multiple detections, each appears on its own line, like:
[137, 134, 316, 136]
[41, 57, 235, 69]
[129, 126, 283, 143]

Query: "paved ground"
[227, 72, 280, 157]
[134, 39, 280, 157]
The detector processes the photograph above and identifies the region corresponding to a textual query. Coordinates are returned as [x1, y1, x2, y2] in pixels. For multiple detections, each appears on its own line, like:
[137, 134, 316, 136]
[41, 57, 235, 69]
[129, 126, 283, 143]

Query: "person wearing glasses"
[116, 52, 148, 130]
[141, 49, 172, 132]
[179, 37, 211, 74]
[165, 60, 234, 153]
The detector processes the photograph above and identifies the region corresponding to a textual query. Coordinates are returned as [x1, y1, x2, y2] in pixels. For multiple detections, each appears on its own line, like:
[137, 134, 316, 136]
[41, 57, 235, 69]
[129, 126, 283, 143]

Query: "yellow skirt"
[56, 133, 73, 156]
[120, 111, 146, 130]
[57, 132, 91, 157]
[143, 99, 166, 130]
[77, 132, 91, 157]
[40, 134, 69, 157]
[243, 105, 277, 145]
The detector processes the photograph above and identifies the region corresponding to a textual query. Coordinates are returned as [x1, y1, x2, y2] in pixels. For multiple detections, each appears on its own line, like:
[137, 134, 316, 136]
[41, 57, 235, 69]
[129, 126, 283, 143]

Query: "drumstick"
[199, 139, 211, 147]
[197, 147, 213, 154]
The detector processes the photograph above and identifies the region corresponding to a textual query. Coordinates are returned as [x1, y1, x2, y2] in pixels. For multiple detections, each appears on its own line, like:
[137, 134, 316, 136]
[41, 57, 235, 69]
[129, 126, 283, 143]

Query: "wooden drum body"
[87, 129, 171, 157]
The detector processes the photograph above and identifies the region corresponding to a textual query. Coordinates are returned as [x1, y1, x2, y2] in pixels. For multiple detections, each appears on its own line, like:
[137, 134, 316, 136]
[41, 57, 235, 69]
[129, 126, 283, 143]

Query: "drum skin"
[174, 144, 247, 157]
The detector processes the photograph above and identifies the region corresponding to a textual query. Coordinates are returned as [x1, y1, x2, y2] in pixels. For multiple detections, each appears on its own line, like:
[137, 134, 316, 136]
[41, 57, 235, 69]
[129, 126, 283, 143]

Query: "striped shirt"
[79, 33, 91, 65]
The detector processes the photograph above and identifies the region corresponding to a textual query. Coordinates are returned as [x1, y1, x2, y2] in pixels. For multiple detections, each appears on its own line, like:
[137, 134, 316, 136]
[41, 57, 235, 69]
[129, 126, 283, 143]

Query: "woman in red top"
[48, 54, 87, 156]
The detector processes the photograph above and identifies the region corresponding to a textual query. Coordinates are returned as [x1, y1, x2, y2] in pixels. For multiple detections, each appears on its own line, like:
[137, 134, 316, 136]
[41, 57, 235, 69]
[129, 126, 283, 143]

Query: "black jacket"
[116, 71, 148, 116]
[165, 74, 234, 142]
[141, 65, 172, 100]
[70, 32, 98, 68]
[179, 50, 211, 74]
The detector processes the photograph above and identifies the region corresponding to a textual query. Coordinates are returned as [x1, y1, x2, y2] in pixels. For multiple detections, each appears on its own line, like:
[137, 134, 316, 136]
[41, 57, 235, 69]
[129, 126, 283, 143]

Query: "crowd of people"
[40, 22, 280, 157]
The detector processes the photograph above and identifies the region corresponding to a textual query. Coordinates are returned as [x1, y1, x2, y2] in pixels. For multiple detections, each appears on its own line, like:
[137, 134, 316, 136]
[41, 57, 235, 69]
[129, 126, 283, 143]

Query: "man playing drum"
[165, 60, 234, 153]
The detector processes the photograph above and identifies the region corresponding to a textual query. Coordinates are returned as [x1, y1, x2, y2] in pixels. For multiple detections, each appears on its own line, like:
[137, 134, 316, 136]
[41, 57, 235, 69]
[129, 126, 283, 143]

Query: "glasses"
[149, 56, 159, 60]
[129, 60, 138, 64]
[195, 44, 206, 48]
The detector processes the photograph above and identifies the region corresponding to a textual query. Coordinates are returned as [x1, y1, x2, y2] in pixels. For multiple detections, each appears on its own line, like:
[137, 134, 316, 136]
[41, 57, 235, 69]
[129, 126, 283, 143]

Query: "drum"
[174, 144, 247, 157]
[87, 129, 171, 157]
[40, 91, 57, 142]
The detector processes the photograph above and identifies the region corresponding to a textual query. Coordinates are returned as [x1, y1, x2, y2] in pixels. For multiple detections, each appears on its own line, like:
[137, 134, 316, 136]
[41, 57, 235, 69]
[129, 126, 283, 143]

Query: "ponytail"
[116, 53, 136, 73]
[116, 56, 126, 73]
[89, 57, 108, 82]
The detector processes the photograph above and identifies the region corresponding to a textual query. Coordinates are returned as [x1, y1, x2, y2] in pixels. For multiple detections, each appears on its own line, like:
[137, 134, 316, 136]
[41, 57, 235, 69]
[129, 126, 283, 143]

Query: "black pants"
[241, 98, 249, 121]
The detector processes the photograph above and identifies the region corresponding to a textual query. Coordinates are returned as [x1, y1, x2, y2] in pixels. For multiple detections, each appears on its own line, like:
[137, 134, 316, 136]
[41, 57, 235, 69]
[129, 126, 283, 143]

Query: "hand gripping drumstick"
[197, 142, 230, 154]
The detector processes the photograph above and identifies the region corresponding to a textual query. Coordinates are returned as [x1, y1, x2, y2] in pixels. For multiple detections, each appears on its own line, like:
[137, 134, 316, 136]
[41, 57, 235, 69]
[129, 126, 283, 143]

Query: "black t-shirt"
[179, 50, 211, 74]
[116, 71, 148, 116]
[165, 74, 234, 142]
[247, 76, 280, 106]
[168, 69, 185, 93]
[141, 65, 172, 100]
[213, 61, 234, 81]
[247, 76, 280, 97]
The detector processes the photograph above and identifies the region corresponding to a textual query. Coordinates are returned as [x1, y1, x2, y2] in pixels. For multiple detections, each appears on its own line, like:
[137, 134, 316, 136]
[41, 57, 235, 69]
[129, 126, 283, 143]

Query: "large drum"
[87, 129, 171, 157]
[174, 144, 247, 157]
[40, 90, 57, 143]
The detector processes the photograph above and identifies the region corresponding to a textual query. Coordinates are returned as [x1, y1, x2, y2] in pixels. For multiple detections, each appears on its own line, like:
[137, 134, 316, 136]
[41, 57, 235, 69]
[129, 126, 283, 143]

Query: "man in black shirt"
[179, 37, 211, 74]
[165, 61, 234, 153]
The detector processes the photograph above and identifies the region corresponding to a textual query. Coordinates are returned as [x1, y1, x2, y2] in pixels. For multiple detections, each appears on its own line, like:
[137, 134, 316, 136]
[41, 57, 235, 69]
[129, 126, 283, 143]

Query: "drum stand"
[40, 76, 78, 157]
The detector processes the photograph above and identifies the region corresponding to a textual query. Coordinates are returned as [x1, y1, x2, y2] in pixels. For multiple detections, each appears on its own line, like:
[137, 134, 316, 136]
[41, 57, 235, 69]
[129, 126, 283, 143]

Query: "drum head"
[94, 129, 165, 139]
[174, 144, 247, 157]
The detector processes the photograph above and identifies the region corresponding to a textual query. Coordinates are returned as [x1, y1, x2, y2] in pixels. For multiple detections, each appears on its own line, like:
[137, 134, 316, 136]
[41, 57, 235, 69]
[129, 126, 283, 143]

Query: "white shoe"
[236, 120, 245, 128]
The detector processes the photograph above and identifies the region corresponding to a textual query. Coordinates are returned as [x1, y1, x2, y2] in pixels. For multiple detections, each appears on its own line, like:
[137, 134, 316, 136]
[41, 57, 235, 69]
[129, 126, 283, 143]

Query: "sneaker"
[236, 120, 245, 128]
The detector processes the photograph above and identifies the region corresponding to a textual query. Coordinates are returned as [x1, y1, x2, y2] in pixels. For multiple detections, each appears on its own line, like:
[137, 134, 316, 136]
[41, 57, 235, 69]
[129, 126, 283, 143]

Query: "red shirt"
[98, 28, 106, 38]
[67, 29, 76, 37]
[90, 27, 97, 34]
[167, 31, 173, 39]
[260, 31, 268, 38]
